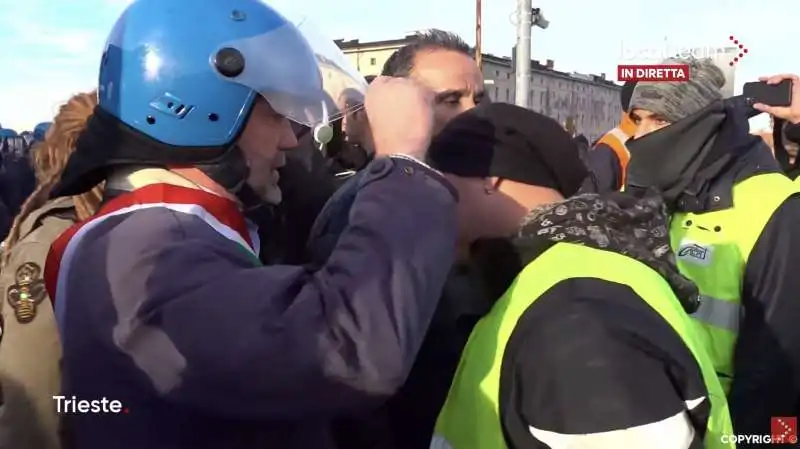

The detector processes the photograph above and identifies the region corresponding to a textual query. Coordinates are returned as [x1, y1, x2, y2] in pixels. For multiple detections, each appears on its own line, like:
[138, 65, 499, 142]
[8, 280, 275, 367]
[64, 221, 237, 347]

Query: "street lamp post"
[514, 4, 548, 108]
[475, 0, 482, 69]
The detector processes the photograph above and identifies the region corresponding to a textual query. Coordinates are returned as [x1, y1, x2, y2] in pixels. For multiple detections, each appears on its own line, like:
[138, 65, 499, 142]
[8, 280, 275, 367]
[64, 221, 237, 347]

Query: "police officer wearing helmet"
[33, 122, 51, 143]
[44, 1, 457, 448]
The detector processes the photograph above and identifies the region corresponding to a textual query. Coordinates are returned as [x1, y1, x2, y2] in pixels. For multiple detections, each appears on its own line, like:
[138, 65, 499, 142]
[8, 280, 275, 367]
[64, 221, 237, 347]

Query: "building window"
[496, 70, 500, 76]
[495, 87, 499, 99]
[540, 91, 545, 103]
[507, 72, 511, 79]
[370, 57, 377, 65]
[505, 89, 510, 101]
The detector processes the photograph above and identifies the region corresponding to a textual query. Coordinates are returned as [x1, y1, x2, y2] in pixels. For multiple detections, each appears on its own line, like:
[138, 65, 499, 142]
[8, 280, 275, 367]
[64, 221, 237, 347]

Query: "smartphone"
[743, 80, 792, 107]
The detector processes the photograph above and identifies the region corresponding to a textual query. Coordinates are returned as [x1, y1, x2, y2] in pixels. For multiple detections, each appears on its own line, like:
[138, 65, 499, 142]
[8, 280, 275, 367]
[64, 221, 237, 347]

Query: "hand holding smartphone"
[743, 80, 793, 107]
[749, 74, 800, 125]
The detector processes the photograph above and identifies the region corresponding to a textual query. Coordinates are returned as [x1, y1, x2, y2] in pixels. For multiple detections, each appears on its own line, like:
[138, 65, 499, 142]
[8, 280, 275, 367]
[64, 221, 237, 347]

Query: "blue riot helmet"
[52, 0, 366, 197]
[33, 122, 51, 142]
[0, 129, 18, 138]
[99, 0, 365, 147]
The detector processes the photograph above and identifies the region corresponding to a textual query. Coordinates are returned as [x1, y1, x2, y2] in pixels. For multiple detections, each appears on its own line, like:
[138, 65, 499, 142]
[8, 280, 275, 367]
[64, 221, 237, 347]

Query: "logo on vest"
[677, 241, 714, 266]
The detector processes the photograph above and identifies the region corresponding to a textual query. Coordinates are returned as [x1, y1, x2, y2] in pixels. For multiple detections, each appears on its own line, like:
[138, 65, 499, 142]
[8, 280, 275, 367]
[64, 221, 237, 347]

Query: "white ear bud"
[313, 123, 333, 147]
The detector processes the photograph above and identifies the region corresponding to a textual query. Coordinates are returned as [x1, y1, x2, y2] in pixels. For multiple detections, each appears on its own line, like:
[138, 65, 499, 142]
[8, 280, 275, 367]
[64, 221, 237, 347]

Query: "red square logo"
[771, 416, 798, 444]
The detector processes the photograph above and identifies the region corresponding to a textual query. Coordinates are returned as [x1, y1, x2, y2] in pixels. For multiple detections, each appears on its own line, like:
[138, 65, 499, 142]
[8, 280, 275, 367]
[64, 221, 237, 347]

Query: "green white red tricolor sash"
[45, 183, 259, 326]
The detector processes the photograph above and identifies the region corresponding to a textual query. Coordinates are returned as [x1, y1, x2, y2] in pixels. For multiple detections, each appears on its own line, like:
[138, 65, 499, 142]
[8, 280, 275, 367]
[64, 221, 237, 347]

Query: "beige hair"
[2, 91, 103, 267]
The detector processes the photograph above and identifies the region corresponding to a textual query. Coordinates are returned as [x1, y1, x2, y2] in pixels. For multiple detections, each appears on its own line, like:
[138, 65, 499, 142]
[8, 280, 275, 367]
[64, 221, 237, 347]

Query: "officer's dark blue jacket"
[54, 157, 457, 449]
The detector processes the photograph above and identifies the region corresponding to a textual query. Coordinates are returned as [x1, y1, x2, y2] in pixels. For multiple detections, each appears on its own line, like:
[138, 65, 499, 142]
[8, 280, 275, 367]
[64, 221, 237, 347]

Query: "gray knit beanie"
[628, 57, 726, 123]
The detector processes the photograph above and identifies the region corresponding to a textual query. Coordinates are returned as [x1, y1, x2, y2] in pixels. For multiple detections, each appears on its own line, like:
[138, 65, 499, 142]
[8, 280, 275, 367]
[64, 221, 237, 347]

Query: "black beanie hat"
[428, 102, 588, 197]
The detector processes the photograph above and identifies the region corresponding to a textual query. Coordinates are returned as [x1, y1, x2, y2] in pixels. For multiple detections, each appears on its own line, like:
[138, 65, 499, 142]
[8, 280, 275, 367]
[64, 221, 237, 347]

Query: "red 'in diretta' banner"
[617, 64, 689, 82]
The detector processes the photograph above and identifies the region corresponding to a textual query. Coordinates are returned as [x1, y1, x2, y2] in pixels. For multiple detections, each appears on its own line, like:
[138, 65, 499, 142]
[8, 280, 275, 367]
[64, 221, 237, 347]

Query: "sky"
[0, 0, 795, 132]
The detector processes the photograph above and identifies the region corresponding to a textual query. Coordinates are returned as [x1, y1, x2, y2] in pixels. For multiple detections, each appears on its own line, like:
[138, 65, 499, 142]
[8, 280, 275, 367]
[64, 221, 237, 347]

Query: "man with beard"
[624, 60, 800, 443]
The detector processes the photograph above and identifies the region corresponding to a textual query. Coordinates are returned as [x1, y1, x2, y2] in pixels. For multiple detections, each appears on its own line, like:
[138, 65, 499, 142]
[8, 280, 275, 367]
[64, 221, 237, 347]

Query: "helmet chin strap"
[196, 145, 266, 212]
[201, 123, 333, 213]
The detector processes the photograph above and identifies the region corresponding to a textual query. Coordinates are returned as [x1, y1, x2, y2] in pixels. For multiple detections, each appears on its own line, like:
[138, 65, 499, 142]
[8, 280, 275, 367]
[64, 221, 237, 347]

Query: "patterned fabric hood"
[518, 191, 699, 311]
[469, 191, 699, 313]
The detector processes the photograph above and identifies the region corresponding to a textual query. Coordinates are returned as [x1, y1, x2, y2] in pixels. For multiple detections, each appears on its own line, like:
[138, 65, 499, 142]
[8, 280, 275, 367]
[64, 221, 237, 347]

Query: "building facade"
[336, 35, 622, 142]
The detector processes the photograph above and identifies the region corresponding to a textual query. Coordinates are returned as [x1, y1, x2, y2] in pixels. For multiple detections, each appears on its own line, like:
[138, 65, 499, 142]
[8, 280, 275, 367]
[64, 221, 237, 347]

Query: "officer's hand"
[753, 74, 800, 124]
[365, 76, 435, 160]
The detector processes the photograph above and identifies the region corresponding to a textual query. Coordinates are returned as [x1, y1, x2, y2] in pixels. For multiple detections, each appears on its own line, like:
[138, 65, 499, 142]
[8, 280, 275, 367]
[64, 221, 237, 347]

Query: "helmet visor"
[214, 15, 366, 128]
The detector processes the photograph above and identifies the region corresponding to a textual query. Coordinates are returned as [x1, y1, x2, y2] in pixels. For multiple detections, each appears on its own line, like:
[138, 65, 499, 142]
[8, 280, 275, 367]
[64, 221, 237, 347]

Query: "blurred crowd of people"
[0, 123, 50, 239]
[0, 1, 799, 449]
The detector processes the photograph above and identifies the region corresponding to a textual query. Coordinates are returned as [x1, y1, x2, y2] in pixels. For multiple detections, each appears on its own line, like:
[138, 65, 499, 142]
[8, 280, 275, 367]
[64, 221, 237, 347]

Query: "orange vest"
[595, 113, 635, 188]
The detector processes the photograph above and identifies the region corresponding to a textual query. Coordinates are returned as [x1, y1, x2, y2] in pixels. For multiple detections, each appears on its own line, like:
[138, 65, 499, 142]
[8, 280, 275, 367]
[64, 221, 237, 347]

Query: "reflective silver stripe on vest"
[691, 294, 741, 332]
[608, 127, 630, 145]
[606, 128, 631, 161]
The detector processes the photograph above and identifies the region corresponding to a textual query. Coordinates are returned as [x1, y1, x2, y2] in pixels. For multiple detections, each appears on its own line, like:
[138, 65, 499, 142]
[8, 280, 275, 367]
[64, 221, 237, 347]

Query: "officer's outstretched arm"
[126, 158, 456, 420]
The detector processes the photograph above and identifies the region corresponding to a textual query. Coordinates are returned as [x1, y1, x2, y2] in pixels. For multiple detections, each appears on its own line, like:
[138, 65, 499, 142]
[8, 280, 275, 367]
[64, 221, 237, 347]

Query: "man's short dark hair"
[381, 29, 471, 78]
[620, 81, 637, 112]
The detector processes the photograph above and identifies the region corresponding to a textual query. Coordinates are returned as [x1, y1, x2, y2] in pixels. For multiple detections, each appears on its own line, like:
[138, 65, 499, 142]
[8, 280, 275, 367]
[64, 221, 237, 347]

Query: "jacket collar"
[626, 96, 780, 213]
[675, 146, 780, 213]
[19, 196, 76, 238]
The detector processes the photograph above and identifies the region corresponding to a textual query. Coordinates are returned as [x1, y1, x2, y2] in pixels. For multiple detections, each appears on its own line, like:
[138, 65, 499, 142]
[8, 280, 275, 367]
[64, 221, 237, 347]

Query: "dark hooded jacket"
[625, 96, 800, 442]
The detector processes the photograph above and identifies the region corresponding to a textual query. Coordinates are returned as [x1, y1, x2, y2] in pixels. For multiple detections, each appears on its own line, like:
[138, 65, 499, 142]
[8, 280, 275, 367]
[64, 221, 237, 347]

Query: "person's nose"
[460, 97, 477, 112]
